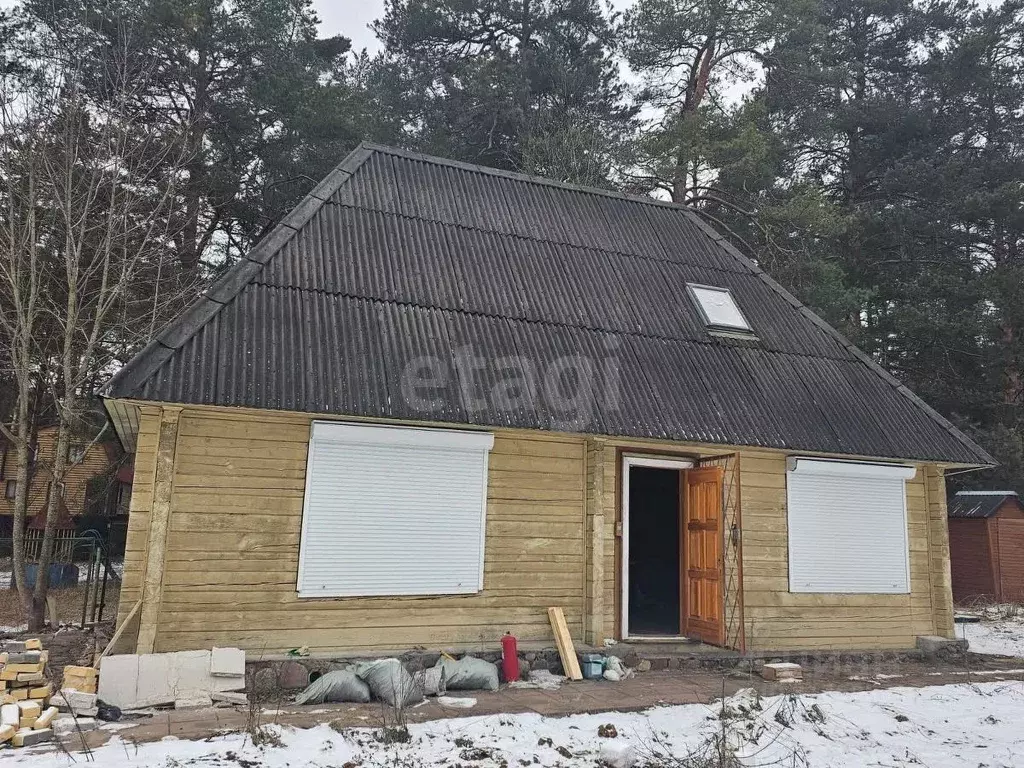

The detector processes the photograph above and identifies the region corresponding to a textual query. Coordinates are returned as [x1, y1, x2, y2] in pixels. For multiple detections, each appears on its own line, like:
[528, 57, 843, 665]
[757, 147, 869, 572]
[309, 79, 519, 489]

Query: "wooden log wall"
[115, 402, 957, 654]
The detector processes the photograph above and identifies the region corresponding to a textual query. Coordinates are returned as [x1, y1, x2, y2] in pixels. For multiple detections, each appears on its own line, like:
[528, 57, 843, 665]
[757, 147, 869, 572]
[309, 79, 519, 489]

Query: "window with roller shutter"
[296, 421, 494, 598]
[786, 458, 915, 594]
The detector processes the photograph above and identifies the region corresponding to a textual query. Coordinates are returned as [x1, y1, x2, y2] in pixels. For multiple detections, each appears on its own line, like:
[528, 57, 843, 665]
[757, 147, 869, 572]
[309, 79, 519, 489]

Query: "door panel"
[683, 467, 725, 645]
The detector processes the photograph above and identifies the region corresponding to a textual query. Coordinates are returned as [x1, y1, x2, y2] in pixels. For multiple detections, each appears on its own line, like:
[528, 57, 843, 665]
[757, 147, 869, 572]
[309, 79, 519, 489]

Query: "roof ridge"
[362, 142, 697, 214]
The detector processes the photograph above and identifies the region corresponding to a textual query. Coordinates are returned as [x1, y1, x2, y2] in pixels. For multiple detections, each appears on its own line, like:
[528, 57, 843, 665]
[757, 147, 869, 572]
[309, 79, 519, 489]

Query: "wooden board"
[547, 606, 582, 681]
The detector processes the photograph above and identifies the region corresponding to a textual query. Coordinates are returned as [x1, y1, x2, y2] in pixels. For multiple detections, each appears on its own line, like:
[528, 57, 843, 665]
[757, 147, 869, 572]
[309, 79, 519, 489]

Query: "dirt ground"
[0, 582, 119, 628]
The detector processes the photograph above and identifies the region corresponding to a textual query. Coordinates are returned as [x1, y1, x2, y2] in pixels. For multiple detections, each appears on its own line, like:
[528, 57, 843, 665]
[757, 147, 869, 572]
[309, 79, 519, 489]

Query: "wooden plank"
[547, 606, 583, 680]
[102, 600, 142, 659]
[135, 406, 182, 654]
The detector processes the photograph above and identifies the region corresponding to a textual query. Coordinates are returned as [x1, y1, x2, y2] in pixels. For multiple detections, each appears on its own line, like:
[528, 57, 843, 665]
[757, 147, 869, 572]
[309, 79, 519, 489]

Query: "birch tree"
[0, 21, 198, 629]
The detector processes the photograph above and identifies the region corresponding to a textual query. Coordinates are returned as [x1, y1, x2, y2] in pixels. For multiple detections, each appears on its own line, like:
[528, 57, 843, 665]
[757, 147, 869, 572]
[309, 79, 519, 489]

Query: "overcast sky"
[315, 0, 637, 55]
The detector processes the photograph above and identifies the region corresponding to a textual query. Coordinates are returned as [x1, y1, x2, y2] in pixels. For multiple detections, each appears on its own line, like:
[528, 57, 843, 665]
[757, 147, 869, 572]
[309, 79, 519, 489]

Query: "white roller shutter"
[786, 458, 915, 594]
[297, 422, 494, 598]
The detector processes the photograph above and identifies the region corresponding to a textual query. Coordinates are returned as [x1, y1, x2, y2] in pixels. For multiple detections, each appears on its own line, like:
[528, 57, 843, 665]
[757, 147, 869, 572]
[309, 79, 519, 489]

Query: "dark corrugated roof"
[102, 143, 994, 465]
[949, 492, 1021, 518]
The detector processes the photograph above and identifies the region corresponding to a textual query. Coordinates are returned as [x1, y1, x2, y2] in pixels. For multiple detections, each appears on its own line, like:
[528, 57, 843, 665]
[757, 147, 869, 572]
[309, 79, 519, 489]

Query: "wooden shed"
[948, 491, 1024, 604]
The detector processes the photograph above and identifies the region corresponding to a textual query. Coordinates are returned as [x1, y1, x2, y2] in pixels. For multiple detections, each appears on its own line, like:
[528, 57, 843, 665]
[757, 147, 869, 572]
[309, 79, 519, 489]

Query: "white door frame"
[621, 454, 695, 640]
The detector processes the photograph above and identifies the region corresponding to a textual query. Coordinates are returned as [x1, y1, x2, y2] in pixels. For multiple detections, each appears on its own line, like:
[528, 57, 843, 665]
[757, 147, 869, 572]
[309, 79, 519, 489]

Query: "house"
[100, 143, 993, 657]
[0, 425, 130, 546]
[948, 491, 1024, 604]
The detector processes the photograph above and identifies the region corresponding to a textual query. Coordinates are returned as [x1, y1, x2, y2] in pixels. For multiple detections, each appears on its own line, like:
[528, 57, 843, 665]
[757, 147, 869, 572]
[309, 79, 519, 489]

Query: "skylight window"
[687, 284, 752, 333]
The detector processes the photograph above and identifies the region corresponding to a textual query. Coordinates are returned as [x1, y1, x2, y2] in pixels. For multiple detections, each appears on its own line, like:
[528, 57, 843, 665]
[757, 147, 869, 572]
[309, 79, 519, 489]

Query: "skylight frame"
[686, 283, 755, 335]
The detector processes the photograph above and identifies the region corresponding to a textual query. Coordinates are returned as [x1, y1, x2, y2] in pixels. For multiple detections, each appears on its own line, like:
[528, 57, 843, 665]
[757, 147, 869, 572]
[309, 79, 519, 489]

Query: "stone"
[34, 706, 58, 729]
[16, 673, 45, 683]
[98, 655, 140, 709]
[649, 658, 668, 671]
[12, 727, 52, 747]
[916, 636, 968, 659]
[134, 651, 174, 707]
[174, 693, 213, 709]
[252, 667, 278, 695]
[54, 689, 98, 715]
[51, 715, 97, 736]
[211, 691, 248, 705]
[17, 701, 41, 721]
[3, 642, 26, 654]
[1, 704, 19, 727]
[29, 683, 52, 699]
[635, 660, 651, 673]
[277, 660, 311, 690]
[210, 647, 245, 677]
[760, 663, 803, 682]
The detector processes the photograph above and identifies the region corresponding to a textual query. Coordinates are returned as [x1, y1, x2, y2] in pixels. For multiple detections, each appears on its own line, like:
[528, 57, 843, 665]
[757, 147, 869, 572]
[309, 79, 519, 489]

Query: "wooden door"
[682, 467, 725, 645]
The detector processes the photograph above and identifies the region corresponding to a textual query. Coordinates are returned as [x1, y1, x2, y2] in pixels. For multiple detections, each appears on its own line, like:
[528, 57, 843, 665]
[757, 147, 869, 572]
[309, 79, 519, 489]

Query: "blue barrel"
[13, 563, 80, 589]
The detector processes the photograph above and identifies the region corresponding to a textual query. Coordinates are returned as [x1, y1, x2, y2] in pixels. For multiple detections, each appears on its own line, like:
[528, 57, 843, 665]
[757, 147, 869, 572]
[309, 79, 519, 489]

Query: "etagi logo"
[399, 340, 622, 430]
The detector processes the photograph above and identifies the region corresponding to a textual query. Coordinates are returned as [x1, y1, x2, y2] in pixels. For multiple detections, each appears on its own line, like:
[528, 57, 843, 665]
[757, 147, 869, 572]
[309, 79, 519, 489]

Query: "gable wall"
[116, 403, 953, 655]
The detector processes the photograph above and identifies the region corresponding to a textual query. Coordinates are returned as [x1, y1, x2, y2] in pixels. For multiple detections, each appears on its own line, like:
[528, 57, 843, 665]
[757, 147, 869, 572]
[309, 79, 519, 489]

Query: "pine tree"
[372, 0, 634, 185]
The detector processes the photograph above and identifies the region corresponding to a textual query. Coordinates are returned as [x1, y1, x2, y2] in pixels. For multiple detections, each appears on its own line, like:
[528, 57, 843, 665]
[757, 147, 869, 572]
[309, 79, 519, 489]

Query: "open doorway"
[627, 466, 681, 635]
[622, 456, 693, 638]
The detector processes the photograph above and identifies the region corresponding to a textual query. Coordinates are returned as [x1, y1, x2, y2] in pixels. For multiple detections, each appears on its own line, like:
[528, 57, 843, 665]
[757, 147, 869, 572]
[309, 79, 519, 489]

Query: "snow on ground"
[957, 605, 1024, 657]
[9, 681, 1024, 768]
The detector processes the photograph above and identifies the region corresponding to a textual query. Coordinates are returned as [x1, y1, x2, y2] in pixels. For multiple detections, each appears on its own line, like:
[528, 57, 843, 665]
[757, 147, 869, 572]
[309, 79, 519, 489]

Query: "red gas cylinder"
[501, 632, 520, 682]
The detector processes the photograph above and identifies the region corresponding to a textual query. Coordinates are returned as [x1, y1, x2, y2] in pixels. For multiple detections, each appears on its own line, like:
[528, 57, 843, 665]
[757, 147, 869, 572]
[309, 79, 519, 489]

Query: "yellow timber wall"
[116, 403, 954, 655]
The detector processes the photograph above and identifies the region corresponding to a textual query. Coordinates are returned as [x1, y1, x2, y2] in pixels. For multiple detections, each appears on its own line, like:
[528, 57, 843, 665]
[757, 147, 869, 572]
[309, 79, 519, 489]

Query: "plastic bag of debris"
[416, 665, 446, 697]
[433, 655, 499, 691]
[294, 669, 371, 705]
[354, 659, 424, 707]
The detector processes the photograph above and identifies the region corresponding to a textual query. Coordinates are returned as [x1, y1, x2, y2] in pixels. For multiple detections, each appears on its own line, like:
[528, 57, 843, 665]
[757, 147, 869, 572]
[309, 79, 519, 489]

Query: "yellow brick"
[28, 684, 52, 700]
[0, 724, 13, 743]
[23, 640, 41, 651]
[0, 669, 17, 681]
[5, 663, 43, 675]
[61, 666, 97, 680]
[33, 707, 57, 730]
[16, 673, 45, 683]
[8, 689, 27, 701]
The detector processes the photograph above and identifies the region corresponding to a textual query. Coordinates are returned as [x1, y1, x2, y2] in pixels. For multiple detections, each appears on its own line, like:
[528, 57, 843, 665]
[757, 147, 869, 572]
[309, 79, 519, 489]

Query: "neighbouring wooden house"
[948, 491, 1024, 604]
[0, 425, 130, 546]
[101, 144, 993, 657]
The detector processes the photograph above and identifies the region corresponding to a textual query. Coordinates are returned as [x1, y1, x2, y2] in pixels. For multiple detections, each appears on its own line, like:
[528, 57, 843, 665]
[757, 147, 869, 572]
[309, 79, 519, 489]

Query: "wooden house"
[0, 426, 127, 543]
[948, 491, 1024, 604]
[100, 144, 993, 656]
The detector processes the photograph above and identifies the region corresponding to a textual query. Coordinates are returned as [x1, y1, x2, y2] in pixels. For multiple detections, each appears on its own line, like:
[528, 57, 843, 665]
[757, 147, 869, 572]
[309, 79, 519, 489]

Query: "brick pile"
[0, 638, 58, 748]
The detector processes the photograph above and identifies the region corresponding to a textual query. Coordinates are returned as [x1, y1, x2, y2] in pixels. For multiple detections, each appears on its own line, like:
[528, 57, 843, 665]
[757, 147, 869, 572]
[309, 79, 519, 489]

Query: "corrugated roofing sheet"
[106, 143, 994, 465]
[948, 492, 1021, 518]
